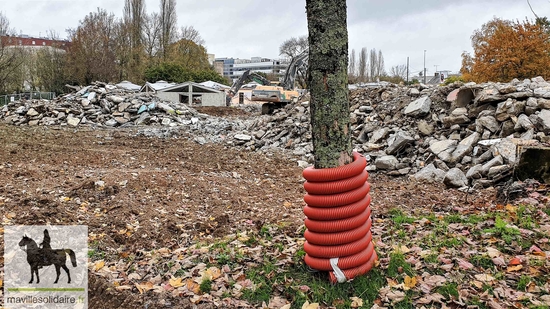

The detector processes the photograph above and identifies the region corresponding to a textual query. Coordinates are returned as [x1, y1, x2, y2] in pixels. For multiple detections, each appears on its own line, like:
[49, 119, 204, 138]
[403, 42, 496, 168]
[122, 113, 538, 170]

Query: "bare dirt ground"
[0, 113, 505, 308]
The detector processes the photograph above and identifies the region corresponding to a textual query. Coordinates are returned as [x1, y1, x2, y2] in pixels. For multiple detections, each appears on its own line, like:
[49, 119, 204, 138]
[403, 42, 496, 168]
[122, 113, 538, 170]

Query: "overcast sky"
[0, 0, 544, 76]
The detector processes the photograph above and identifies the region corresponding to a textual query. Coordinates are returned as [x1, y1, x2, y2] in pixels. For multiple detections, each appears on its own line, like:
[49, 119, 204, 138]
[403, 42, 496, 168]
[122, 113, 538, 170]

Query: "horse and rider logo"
[18, 229, 78, 284]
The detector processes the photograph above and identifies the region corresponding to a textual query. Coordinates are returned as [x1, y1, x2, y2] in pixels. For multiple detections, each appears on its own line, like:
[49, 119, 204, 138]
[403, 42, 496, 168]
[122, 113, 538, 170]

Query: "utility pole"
[406, 57, 409, 84]
[434, 64, 439, 75]
[423, 50, 426, 84]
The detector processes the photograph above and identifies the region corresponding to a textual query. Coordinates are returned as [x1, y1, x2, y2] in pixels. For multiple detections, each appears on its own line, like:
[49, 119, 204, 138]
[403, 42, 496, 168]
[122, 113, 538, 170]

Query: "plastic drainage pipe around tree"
[302, 151, 376, 283]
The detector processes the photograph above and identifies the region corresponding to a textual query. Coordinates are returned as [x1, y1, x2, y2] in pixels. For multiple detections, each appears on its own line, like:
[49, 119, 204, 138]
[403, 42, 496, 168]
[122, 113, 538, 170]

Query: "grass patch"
[389, 209, 416, 225]
[484, 216, 520, 244]
[388, 251, 414, 278]
[200, 279, 212, 294]
[470, 254, 493, 269]
[88, 241, 106, 260]
[240, 256, 386, 309]
[437, 282, 459, 300]
[444, 214, 464, 224]
[517, 275, 531, 291]
[438, 236, 465, 249]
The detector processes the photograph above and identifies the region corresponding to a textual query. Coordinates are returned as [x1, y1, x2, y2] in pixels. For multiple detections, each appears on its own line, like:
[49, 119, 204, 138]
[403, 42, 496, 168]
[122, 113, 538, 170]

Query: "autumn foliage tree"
[65, 9, 119, 85]
[461, 17, 550, 82]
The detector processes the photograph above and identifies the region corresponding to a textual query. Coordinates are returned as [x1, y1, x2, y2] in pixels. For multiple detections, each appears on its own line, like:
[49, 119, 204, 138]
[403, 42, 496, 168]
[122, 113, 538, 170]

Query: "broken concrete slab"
[404, 96, 431, 117]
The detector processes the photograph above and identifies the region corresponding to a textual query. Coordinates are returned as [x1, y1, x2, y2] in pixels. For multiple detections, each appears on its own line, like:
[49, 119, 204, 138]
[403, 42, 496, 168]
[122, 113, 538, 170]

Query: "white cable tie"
[330, 258, 347, 283]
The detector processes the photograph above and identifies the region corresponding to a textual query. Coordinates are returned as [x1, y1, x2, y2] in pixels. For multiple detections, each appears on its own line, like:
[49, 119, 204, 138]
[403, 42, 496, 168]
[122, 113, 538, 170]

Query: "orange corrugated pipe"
[302, 152, 376, 283]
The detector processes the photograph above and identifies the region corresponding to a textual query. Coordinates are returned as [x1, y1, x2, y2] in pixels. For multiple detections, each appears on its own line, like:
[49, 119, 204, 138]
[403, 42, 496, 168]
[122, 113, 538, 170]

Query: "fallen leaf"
[267, 296, 289, 309]
[204, 267, 222, 280]
[386, 290, 406, 303]
[529, 266, 542, 276]
[508, 257, 522, 266]
[416, 293, 445, 305]
[186, 279, 201, 294]
[350, 297, 363, 308]
[423, 275, 446, 287]
[540, 295, 550, 305]
[506, 265, 523, 272]
[301, 301, 319, 309]
[505, 204, 517, 213]
[457, 258, 474, 270]
[135, 281, 154, 294]
[486, 247, 501, 258]
[169, 277, 184, 288]
[386, 278, 399, 287]
[404, 276, 417, 290]
[94, 260, 105, 271]
[527, 282, 538, 293]
[474, 274, 495, 282]
[298, 285, 310, 292]
[492, 257, 506, 266]
[190, 295, 203, 304]
[393, 245, 410, 254]
[472, 280, 483, 289]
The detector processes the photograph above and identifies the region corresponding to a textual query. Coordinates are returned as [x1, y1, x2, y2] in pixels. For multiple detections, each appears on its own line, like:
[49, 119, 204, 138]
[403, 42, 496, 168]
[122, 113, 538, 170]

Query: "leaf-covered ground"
[0, 123, 549, 309]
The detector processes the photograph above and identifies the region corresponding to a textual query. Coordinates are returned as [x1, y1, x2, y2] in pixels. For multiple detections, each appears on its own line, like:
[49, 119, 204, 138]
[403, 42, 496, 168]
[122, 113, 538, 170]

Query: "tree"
[376, 49, 385, 78]
[527, 0, 550, 33]
[368, 48, 377, 82]
[123, 0, 145, 48]
[143, 12, 162, 62]
[461, 17, 550, 82]
[27, 31, 68, 94]
[144, 62, 192, 82]
[358, 47, 367, 82]
[113, 20, 132, 81]
[389, 64, 407, 82]
[306, 0, 352, 168]
[348, 48, 356, 82]
[0, 12, 26, 93]
[65, 9, 118, 85]
[121, 0, 147, 82]
[169, 26, 210, 71]
[279, 35, 308, 59]
[34, 45, 67, 94]
[279, 35, 309, 89]
[169, 38, 210, 71]
[179, 26, 204, 46]
[159, 0, 177, 61]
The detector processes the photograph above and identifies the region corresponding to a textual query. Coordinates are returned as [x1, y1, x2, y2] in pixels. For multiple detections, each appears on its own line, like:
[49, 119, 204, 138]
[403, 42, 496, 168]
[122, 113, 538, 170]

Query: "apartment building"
[214, 57, 289, 81]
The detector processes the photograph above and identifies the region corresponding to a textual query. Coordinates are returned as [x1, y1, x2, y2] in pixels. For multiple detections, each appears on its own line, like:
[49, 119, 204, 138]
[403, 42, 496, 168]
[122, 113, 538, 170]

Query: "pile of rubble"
[0, 82, 199, 128]
[1, 78, 549, 188]
[225, 78, 549, 188]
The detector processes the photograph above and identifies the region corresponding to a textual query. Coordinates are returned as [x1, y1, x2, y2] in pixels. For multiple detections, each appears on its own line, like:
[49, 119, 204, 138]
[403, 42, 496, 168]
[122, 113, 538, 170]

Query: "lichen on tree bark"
[306, 0, 352, 169]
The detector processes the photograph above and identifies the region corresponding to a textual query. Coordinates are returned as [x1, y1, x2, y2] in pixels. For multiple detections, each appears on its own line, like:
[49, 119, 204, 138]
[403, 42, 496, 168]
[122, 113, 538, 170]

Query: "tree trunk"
[306, 0, 352, 169]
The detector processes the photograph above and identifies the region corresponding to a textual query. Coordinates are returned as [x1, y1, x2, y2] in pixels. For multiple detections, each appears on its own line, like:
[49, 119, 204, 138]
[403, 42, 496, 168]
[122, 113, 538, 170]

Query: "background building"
[1, 34, 70, 50]
[214, 57, 289, 81]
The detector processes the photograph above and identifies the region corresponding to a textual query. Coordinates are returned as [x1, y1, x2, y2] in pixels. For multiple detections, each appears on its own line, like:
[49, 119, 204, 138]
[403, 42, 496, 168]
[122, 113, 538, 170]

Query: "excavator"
[226, 51, 308, 114]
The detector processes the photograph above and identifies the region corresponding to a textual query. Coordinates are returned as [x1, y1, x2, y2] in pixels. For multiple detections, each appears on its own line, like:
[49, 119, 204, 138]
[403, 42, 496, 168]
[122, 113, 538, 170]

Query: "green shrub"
[443, 75, 465, 85]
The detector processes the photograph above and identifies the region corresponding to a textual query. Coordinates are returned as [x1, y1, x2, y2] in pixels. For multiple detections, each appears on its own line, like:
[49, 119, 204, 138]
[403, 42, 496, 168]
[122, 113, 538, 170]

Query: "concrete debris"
[1, 77, 550, 188]
[0, 81, 197, 128]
